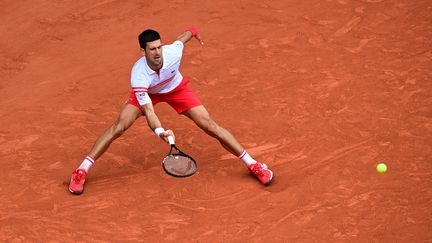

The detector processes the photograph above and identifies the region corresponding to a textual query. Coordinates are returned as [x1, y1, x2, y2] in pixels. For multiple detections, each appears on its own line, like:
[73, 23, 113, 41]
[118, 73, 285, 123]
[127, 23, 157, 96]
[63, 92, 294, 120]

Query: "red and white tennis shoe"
[249, 162, 273, 185]
[69, 169, 87, 195]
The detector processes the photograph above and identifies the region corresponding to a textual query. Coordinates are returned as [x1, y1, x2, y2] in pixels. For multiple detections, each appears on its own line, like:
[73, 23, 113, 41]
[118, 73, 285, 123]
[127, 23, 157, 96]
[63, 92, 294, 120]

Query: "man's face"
[144, 39, 163, 69]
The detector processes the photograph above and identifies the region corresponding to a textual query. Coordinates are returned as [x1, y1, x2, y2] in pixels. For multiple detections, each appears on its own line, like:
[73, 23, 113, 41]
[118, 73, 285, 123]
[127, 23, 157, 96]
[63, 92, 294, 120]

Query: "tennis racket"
[162, 136, 198, 177]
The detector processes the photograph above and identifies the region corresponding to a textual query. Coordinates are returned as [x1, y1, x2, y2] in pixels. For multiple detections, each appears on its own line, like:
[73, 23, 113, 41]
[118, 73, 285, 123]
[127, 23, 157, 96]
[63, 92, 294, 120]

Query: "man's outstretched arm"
[142, 102, 174, 143]
[176, 27, 204, 45]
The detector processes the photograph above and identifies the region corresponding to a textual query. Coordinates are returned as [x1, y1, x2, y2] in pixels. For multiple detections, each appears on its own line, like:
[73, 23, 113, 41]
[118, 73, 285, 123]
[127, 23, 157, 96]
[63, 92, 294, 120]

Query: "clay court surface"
[1, 0, 431, 242]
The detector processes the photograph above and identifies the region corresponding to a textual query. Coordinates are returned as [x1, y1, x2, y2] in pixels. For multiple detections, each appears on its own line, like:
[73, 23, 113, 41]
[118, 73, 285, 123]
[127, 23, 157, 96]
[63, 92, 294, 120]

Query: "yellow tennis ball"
[376, 163, 387, 173]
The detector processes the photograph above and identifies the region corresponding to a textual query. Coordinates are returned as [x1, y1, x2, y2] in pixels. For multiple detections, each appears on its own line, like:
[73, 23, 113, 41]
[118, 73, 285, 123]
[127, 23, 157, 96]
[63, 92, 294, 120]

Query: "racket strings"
[164, 155, 197, 176]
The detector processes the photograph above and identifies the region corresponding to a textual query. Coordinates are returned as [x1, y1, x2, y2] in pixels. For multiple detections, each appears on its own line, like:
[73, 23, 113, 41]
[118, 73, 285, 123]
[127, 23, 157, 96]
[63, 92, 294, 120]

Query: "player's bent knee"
[202, 120, 220, 138]
[112, 122, 127, 138]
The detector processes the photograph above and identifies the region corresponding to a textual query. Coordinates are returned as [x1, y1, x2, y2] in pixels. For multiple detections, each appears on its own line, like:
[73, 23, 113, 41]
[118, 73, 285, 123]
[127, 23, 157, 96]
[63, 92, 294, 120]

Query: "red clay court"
[1, 0, 431, 241]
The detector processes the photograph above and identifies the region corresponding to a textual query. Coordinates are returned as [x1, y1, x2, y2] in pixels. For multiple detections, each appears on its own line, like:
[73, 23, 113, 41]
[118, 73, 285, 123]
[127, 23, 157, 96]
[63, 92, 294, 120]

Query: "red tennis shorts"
[126, 77, 202, 114]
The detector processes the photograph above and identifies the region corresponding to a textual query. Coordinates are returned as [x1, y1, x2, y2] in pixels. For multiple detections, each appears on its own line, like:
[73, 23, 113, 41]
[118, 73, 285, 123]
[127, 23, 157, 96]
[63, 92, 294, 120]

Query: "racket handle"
[167, 136, 175, 145]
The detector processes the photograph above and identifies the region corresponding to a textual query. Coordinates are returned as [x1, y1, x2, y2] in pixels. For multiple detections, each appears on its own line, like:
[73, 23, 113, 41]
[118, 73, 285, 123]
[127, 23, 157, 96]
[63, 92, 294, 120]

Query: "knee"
[201, 119, 220, 138]
[110, 122, 127, 138]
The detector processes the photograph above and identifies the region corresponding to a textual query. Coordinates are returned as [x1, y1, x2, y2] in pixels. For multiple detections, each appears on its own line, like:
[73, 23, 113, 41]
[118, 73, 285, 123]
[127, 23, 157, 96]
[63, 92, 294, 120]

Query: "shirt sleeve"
[130, 61, 149, 93]
[165, 40, 184, 59]
[130, 61, 152, 106]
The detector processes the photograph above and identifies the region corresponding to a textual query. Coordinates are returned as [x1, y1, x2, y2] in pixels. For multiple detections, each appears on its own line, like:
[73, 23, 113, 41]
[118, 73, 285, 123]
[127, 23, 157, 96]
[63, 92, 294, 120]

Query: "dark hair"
[138, 29, 161, 49]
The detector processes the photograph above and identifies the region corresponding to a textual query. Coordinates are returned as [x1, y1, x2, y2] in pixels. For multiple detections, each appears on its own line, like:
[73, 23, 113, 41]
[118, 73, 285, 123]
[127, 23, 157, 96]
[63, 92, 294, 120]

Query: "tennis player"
[69, 27, 273, 194]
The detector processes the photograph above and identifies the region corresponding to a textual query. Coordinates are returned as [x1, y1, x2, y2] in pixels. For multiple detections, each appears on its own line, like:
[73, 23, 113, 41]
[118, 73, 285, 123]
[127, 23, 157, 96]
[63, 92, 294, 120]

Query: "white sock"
[78, 156, 95, 172]
[239, 150, 257, 166]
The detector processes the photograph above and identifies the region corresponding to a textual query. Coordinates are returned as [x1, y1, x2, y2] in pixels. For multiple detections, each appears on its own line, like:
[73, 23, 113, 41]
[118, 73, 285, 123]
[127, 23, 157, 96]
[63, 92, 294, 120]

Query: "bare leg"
[70, 104, 144, 194]
[182, 105, 244, 156]
[88, 104, 143, 160]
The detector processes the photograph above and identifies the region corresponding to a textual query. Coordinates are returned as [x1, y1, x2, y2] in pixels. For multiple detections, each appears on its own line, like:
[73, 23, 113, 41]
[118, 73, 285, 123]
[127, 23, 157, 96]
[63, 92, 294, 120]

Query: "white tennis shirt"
[130, 40, 184, 105]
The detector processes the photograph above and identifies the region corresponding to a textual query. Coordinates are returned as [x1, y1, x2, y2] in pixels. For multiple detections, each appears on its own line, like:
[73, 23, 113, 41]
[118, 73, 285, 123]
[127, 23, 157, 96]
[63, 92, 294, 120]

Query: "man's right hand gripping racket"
[162, 136, 198, 177]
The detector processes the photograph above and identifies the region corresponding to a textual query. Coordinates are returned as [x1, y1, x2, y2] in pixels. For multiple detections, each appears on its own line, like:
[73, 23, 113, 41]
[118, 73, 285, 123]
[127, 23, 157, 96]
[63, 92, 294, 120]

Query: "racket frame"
[162, 137, 198, 177]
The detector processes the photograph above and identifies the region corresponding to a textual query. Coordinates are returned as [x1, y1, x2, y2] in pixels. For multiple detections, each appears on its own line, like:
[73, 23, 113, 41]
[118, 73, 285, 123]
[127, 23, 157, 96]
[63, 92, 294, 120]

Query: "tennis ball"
[376, 163, 387, 173]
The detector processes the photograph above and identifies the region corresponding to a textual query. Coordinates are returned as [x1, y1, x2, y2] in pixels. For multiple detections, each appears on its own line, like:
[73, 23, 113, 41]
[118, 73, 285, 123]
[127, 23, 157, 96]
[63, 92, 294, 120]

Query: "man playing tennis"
[69, 27, 273, 195]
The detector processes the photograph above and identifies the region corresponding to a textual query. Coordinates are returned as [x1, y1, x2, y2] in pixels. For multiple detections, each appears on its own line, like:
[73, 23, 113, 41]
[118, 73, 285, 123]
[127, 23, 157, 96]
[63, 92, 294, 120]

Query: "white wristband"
[154, 128, 165, 137]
